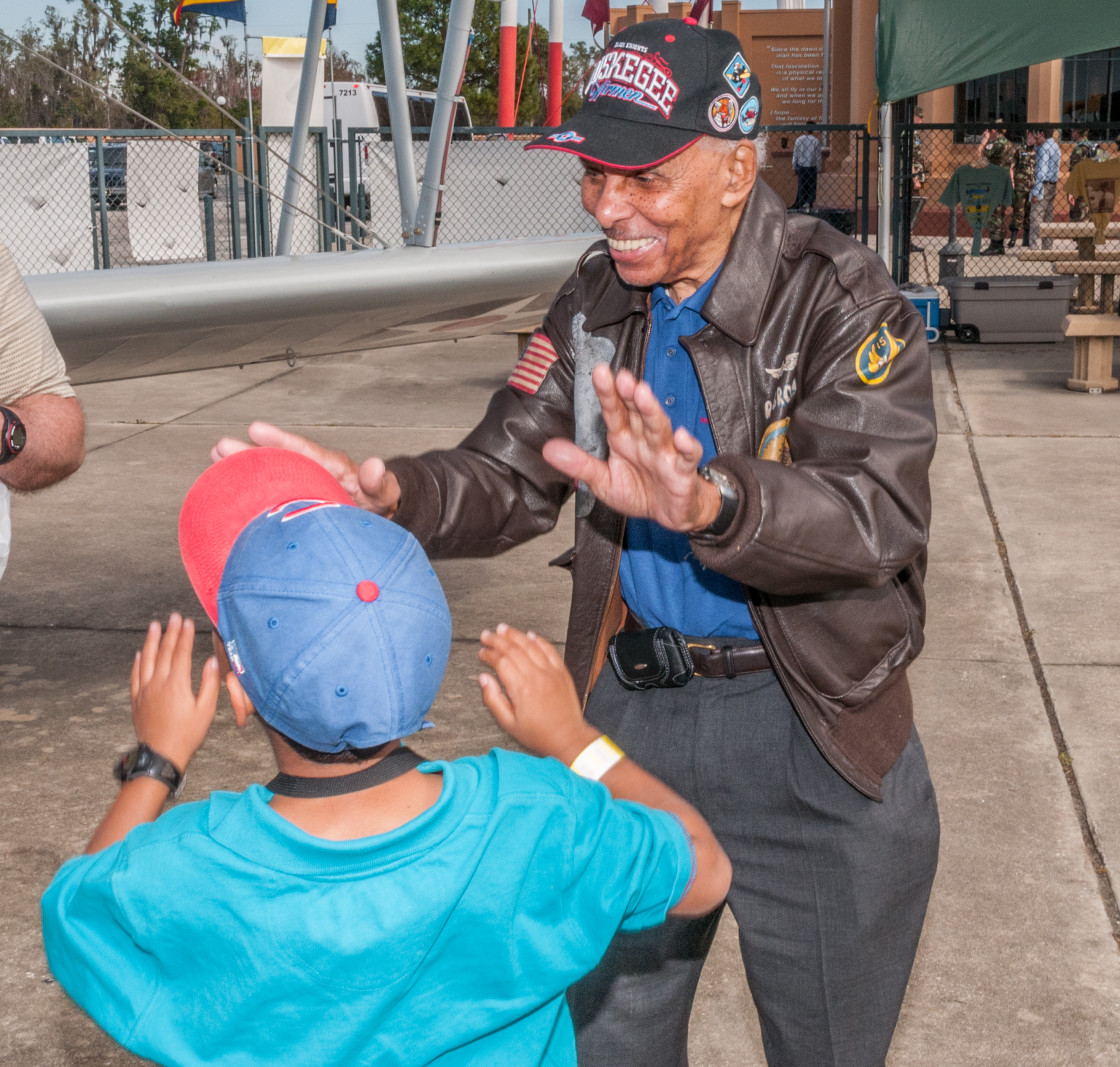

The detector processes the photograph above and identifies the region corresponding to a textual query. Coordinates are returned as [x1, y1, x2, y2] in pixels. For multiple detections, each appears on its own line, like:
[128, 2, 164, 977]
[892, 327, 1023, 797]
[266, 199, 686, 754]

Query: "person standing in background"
[791, 120, 823, 211]
[1028, 129, 1061, 250]
[1068, 128, 1097, 222]
[1007, 130, 1037, 249]
[980, 123, 1015, 255]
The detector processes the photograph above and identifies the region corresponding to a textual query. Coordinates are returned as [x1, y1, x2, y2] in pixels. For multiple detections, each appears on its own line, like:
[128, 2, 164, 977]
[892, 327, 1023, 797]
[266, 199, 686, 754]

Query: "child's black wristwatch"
[0, 406, 26, 465]
[114, 743, 185, 799]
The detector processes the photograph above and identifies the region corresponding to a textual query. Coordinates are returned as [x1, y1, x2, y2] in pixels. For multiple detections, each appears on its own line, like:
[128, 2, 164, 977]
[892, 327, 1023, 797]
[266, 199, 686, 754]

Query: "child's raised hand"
[478, 624, 597, 762]
[130, 613, 221, 773]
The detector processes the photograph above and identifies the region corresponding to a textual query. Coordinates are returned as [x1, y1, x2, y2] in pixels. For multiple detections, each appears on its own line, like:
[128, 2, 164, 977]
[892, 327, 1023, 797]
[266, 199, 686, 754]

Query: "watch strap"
[695, 465, 739, 539]
[114, 743, 185, 798]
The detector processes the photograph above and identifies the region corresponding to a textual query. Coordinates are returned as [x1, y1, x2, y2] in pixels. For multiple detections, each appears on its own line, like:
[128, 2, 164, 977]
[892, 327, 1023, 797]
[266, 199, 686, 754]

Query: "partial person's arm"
[84, 614, 220, 854]
[212, 317, 580, 558]
[0, 393, 85, 491]
[478, 624, 732, 916]
[0, 242, 85, 490]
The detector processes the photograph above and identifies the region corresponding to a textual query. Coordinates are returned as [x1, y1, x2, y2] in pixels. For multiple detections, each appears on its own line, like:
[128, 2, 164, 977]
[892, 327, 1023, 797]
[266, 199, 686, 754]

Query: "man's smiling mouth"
[606, 236, 658, 253]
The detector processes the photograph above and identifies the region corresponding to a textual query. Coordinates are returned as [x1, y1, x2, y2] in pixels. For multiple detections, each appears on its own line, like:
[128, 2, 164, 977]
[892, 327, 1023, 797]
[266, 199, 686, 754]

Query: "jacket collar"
[578, 179, 788, 345]
[703, 178, 787, 347]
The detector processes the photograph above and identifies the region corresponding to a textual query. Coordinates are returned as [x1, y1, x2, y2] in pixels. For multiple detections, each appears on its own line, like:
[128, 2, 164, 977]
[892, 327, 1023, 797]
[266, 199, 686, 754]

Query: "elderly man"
[216, 19, 938, 1067]
[0, 241, 85, 580]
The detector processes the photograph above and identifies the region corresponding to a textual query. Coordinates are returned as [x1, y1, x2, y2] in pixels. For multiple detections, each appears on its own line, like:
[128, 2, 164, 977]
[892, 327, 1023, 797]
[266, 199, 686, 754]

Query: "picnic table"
[1022, 221, 1120, 392]
[1022, 221, 1120, 312]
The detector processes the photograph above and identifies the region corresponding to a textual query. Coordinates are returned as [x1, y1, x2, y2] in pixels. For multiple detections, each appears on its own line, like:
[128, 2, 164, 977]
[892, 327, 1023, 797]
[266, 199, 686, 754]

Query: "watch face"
[1, 408, 25, 462]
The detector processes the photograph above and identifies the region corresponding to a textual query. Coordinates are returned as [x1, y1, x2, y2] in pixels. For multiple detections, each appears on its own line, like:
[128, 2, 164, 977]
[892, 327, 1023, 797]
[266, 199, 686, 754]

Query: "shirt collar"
[652, 264, 723, 323]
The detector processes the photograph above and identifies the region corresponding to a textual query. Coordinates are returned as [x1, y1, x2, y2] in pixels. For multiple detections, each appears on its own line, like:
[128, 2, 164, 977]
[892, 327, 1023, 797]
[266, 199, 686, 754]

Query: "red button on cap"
[356, 580, 380, 602]
[683, 17, 697, 25]
[665, 33, 676, 40]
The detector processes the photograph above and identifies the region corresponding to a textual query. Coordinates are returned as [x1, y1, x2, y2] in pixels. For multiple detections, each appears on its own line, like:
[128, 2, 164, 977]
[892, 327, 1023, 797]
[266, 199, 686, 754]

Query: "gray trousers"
[1028, 182, 1057, 249]
[570, 664, 940, 1067]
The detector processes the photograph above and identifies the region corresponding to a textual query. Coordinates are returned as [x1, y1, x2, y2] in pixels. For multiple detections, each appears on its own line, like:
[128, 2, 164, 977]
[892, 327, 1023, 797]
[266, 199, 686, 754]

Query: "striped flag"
[507, 331, 559, 395]
[173, 0, 246, 24]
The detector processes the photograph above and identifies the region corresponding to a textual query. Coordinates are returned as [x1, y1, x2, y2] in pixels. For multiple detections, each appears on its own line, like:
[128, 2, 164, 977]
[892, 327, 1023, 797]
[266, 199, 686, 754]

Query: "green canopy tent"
[877, 0, 1120, 104]
[873, 0, 1120, 267]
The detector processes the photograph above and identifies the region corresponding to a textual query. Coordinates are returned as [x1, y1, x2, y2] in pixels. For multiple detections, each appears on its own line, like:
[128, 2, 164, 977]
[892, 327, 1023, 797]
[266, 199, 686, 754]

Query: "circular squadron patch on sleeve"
[855, 323, 906, 385]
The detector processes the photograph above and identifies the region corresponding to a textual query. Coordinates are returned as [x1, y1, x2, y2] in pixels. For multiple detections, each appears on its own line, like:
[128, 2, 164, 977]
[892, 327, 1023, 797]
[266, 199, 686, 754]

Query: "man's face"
[580, 142, 753, 301]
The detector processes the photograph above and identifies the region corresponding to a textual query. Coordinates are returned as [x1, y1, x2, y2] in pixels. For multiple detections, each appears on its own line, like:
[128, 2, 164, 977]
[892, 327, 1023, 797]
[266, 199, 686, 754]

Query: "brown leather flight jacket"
[387, 179, 936, 800]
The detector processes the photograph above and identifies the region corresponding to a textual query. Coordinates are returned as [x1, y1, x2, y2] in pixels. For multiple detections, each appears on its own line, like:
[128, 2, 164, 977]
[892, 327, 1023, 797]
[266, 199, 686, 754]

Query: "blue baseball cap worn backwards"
[179, 449, 452, 753]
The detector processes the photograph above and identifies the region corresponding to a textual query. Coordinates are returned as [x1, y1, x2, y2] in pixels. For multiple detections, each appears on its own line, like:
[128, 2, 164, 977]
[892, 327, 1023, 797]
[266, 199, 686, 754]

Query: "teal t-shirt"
[42, 749, 694, 1067]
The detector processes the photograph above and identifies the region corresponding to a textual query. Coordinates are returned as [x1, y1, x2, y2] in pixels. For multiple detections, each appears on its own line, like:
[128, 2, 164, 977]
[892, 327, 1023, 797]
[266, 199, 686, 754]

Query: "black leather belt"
[687, 641, 772, 678]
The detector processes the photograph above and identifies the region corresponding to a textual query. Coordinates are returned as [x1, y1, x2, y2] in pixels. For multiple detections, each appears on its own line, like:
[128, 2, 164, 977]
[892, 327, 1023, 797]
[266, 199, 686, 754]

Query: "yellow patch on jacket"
[855, 323, 905, 386]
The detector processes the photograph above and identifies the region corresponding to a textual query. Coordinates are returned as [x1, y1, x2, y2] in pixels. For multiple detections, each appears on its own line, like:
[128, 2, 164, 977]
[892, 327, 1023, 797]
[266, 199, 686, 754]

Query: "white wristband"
[570, 735, 624, 781]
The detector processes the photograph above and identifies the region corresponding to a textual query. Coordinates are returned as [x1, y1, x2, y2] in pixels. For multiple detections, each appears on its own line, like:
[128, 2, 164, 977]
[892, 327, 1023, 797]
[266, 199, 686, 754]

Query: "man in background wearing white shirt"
[791, 121, 823, 211]
[1028, 129, 1061, 250]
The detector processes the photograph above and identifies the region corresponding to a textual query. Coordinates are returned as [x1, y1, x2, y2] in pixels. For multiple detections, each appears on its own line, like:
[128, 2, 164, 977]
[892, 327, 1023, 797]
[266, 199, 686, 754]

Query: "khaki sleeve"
[0, 243, 75, 402]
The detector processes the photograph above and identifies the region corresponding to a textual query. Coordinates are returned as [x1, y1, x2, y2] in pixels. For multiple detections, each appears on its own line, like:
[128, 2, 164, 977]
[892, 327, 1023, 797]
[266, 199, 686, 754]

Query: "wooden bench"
[1054, 260, 1120, 313]
[1018, 249, 1078, 262]
[1033, 223, 1120, 313]
[1063, 313, 1120, 393]
[1036, 221, 1120, 258]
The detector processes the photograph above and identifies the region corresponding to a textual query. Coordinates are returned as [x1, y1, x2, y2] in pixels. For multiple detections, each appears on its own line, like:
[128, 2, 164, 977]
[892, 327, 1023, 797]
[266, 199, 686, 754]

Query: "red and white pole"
[498, 0, 518, 127]
[547, 0, 563, 126]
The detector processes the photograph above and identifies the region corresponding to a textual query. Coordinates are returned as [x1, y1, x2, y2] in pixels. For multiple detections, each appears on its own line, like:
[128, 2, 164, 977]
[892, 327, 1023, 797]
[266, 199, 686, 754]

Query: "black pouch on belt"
[607, 627, 695, 690]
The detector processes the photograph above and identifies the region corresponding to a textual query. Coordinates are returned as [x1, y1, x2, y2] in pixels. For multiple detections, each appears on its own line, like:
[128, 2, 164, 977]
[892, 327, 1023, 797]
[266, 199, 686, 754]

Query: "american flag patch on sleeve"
[507, 331, 559, 395]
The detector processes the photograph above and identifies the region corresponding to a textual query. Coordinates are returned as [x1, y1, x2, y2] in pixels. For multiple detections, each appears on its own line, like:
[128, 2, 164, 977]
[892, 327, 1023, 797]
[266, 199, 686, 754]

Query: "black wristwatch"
[694, 465, 740, 539]
[114, 743, 185, 799]
[0, 406, 26, 465]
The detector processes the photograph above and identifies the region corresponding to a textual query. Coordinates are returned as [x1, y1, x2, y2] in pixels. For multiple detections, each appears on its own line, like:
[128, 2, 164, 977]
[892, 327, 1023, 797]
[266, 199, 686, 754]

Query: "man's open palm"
[542, 365, 718, 532]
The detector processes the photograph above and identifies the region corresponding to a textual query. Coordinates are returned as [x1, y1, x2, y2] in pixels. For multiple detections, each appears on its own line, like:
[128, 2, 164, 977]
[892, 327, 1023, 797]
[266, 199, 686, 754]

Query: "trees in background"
[0, 1, 124, 127]
[366, 0, 597, 126]
[1, 0, 600, 130]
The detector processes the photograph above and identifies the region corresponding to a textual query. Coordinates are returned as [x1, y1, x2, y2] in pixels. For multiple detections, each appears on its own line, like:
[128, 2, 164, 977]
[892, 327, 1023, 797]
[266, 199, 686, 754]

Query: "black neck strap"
[266, 746, 425, 799]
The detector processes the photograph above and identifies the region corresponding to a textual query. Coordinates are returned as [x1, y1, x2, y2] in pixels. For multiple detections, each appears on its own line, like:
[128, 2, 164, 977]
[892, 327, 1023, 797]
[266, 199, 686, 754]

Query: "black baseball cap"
[526, 18, 763, 170]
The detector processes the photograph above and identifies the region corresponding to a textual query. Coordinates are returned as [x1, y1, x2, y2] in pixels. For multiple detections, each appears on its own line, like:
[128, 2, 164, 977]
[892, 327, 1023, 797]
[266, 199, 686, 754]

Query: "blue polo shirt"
[618, 269, 758, 639]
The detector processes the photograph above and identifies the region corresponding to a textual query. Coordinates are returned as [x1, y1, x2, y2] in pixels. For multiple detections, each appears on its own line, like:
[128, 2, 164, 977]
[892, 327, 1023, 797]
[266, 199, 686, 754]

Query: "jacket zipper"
[583, 311, 651, 704]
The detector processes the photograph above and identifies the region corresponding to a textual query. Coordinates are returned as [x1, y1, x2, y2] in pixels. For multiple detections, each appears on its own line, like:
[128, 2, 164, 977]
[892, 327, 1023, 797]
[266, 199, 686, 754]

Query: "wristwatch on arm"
[114, 743, 185, 799]
[0, 407, 26, 465]
[694, 464, 740, 540]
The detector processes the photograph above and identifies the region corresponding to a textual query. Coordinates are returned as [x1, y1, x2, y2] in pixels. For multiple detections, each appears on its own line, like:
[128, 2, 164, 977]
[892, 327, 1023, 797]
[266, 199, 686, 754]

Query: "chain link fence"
[0, 130, 243, 272]
[1, 122, 879, 275]
[894, 122, 1120, 326]
[759, 125, 875, 243]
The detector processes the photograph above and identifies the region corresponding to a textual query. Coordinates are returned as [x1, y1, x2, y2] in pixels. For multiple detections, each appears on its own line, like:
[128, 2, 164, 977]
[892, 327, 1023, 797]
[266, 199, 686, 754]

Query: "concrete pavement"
[1, 332, 1119, 1064]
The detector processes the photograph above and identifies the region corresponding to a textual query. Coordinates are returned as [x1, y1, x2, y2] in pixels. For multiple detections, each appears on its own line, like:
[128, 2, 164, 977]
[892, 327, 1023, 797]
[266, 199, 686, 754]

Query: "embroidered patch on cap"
[508, 331, 560, 395]
[738, 95, 760, 136]
[548, 130, 586, 143]
[586, 47, 680, 118]
[723, 54, 752, 97]
[855, 323, 906, 385]
[708, 94, 738, 132]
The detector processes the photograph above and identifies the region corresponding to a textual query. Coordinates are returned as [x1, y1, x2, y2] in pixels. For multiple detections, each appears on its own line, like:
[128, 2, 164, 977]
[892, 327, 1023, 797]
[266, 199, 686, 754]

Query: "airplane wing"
[27, 235, 595, 384]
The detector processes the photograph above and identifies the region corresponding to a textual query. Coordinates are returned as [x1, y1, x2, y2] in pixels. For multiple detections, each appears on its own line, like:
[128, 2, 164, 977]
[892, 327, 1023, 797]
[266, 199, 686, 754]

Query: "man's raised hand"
[210, 421, 401, 517]
[541, 365, 721, 533]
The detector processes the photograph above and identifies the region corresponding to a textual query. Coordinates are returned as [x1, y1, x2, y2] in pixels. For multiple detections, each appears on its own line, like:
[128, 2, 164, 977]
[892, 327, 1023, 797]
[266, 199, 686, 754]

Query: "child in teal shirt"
[42, 447, 730, 1066]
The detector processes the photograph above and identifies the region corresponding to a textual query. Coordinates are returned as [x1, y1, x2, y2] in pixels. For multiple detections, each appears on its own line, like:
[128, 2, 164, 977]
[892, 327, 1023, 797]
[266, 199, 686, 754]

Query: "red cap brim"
[179, 448, 354, 624]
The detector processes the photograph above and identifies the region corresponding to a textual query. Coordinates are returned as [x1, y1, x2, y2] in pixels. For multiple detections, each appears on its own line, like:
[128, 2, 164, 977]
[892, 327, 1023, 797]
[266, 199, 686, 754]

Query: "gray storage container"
[942, 275, 1076, 343]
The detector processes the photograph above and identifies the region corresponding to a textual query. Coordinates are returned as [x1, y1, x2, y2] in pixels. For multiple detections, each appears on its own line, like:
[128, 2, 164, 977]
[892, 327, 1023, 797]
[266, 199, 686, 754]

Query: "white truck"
[322, 81, 473, 196]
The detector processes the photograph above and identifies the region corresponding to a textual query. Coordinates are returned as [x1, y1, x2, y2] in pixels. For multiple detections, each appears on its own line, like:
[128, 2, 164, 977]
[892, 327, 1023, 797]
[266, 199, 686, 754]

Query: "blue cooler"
[899, 284, 940, 343]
